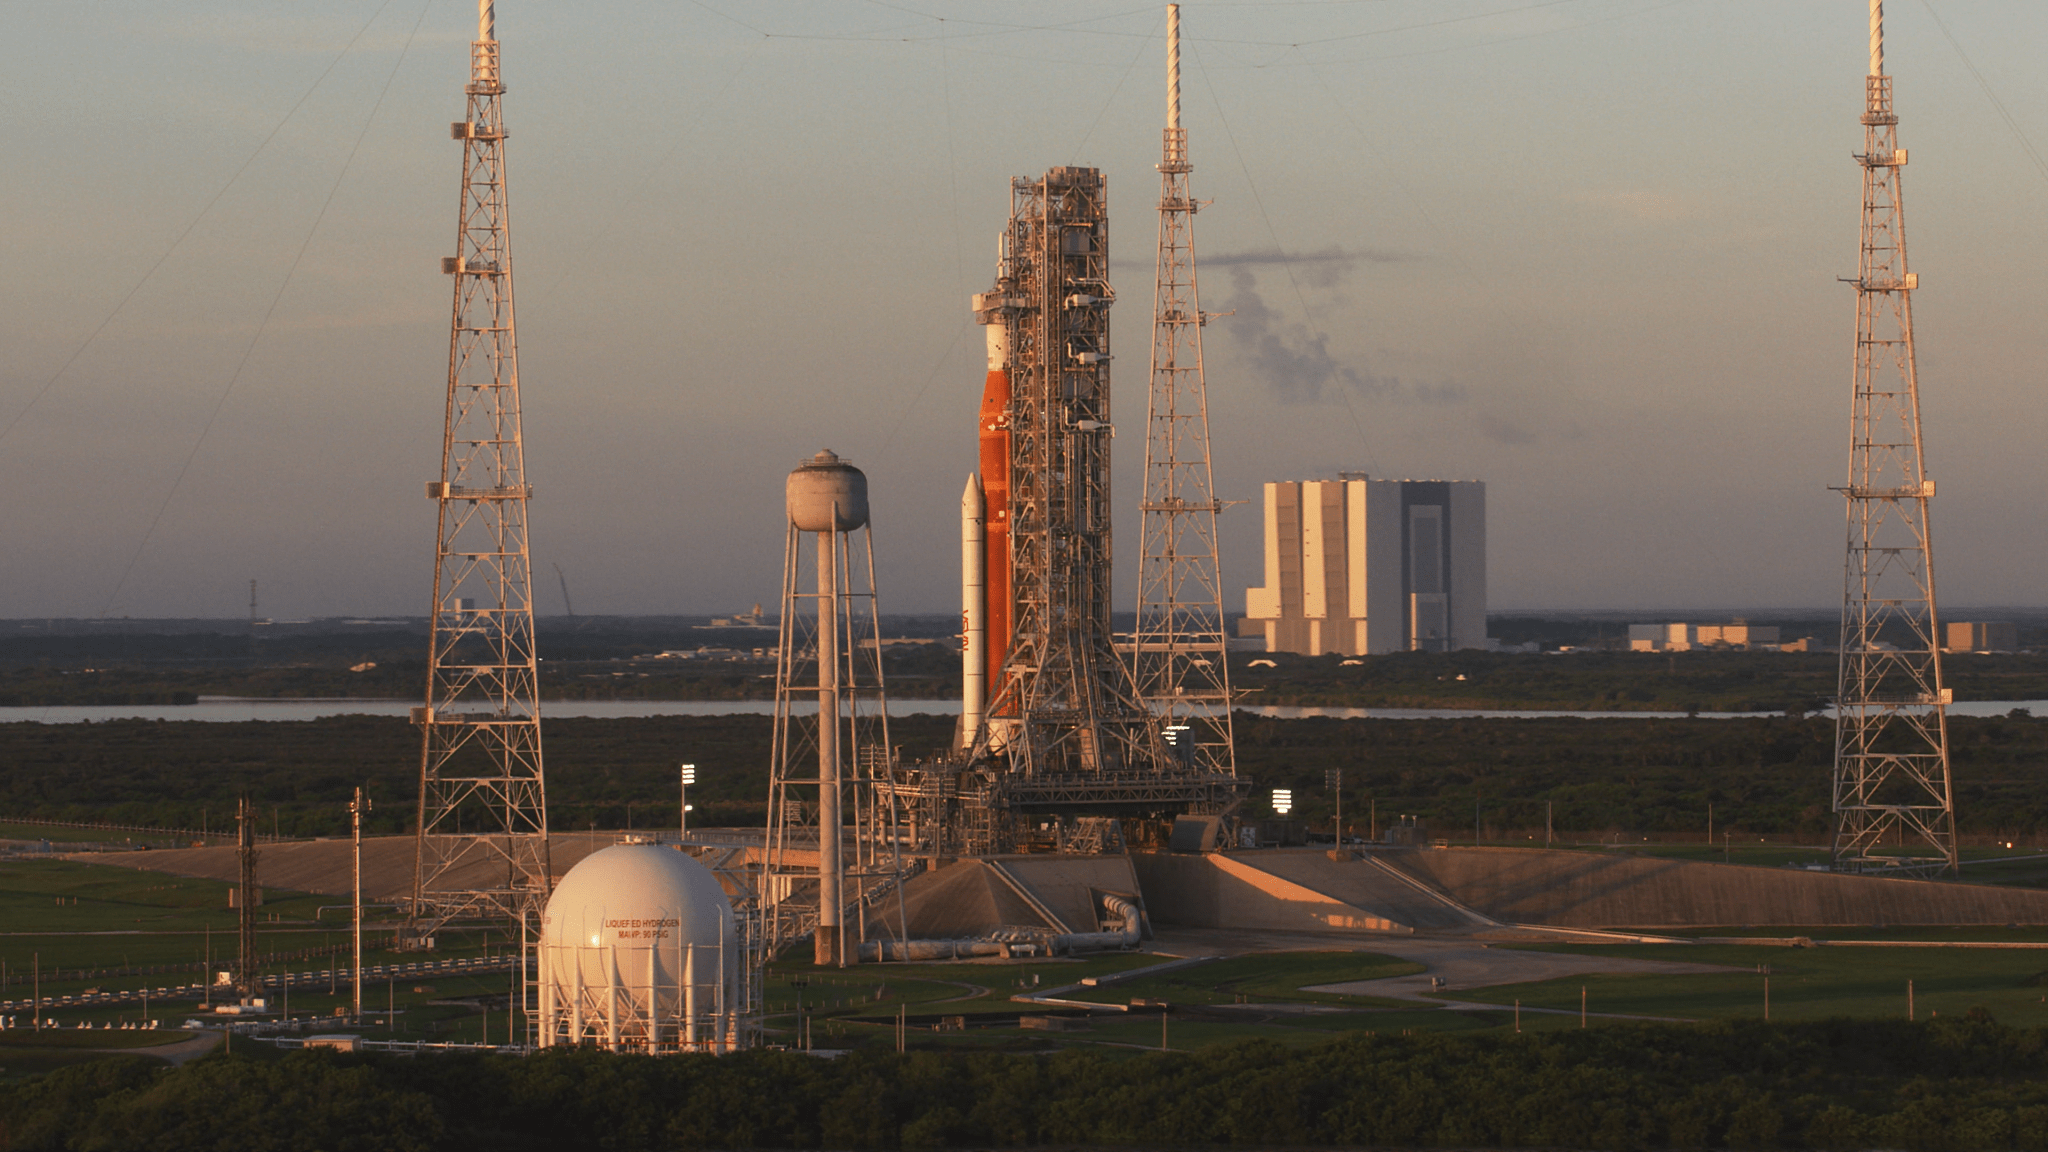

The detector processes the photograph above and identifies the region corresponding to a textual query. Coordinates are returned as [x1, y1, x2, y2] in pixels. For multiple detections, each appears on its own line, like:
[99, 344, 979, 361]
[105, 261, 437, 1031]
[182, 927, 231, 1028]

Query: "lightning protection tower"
[412, 0, 552, 939]
[763, 452, 906, 965]
[1134, 4, 1235, 782]
[1832, 0, 1957, 876]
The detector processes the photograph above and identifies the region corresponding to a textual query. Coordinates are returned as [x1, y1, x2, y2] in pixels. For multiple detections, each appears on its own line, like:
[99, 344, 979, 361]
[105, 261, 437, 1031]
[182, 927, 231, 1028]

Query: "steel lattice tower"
[982, 167, 1131, 787]
[1832, 0, 1956, 875]
[1134, 5, 1235, 780]
[411, 0, 552, 934]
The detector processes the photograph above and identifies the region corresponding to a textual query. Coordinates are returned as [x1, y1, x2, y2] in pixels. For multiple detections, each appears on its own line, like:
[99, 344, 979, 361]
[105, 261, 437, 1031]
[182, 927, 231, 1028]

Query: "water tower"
[764, 451, 908, 965]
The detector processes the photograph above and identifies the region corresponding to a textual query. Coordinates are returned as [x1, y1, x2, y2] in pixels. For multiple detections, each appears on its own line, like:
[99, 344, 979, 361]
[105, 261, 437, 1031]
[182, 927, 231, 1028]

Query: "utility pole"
[413, 0, 553, 940]
[1134, 2, 1235, 784]
[1831, 0, 1957, 877]
[235, 797, 258, 1001]
[351, 788, 370, 1022]
[1325, 768, 1343, 855]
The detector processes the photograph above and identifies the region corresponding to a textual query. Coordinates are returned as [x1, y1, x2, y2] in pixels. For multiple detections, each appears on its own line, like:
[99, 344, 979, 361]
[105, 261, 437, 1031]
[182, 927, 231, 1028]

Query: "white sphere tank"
[536, 842, 741, 1051]
[786, 449, 869, 533]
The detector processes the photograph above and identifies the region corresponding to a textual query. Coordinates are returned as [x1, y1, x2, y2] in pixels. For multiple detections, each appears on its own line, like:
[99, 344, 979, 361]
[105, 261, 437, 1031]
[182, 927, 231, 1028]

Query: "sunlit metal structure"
[763, 452, 907, 964]
[890, 160, 1237, 859]
[411, 0, 552, 938]
[1133, 4, 1235, 781]
[1832, 0, 1957, 876]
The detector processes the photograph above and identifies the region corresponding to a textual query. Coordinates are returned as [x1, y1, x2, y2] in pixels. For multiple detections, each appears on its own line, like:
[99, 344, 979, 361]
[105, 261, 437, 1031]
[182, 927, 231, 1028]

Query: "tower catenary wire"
[1831, 0, 1957, 876]
[412, 0, 553, 947]
[1134, 4, 1236, 782]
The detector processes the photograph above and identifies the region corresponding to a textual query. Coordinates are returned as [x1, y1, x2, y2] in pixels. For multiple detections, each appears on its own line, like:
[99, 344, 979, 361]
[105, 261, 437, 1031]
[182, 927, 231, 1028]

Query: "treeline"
[1246, 712, 2048, 840]
[1234, 649, 2048, 712]
[9, 1018, 2048, 1149]
[0, 646, 959, 705]
[6, 713, 2048, 840]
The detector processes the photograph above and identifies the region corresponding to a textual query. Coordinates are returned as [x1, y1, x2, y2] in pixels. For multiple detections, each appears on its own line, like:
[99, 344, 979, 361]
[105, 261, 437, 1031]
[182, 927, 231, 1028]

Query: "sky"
[2, 0, 2046, 620]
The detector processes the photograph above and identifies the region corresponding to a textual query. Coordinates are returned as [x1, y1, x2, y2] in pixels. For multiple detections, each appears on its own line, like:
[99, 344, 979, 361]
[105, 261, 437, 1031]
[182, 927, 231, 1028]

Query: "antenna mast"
[1134, 4, 1235, 780]
[1832, 0, 1957, 875]
[412, 0, 552, 937]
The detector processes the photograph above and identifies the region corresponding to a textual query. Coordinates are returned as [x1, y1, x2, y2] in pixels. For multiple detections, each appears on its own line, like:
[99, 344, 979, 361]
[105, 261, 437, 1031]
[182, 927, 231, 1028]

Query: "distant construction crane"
[553, 563, 575, 619]
[1133, 4, 1235, 782]
[1831, 0, 1957, 876]
[411, 0, 553, 944]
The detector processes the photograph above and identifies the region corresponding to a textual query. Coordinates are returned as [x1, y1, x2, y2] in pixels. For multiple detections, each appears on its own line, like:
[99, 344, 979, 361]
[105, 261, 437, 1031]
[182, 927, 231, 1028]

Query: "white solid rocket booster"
[960, 474, 986, 748]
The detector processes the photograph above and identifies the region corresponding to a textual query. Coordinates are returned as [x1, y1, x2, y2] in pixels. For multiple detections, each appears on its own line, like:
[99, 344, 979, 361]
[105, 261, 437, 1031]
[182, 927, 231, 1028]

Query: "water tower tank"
[536, 842, 740, 1050]
[787, 450, 869, 533]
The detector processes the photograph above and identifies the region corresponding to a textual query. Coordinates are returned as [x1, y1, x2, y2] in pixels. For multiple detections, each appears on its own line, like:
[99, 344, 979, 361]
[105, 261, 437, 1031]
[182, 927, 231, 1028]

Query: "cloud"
[1215, 266, 1463, 406]
[1474, 412, 1538, 446]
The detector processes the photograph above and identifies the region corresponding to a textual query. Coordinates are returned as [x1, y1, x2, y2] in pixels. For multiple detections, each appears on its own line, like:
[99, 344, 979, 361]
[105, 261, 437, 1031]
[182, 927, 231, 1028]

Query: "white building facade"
[1241, 478, 1486, 656]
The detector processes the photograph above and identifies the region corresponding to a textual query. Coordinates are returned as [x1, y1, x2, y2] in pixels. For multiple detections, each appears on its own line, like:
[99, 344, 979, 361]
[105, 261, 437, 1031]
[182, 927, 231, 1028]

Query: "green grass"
[0, 858, 336, 936]
[1452, 942, 2048, 1023]
[1674, 925, 2048, 942]
[1067, 951, 1423, 1008]
[766, 951, 1165, 1020]
[0, 1028, 191, 1049]
[0, 858, 524, 1043]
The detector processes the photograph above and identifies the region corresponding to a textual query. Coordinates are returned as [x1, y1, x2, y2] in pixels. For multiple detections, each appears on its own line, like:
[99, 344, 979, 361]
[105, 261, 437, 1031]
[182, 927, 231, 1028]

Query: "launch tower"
[1831, 0, 1957, 875]
[1133, 4, 1235, 780]
[901, 163, 1238, 858]
[411, 0, 552, 937]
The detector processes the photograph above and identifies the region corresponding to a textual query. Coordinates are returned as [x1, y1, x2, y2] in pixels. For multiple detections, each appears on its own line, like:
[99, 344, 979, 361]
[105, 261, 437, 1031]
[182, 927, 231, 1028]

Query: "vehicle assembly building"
[1241, 477, 1486, 656]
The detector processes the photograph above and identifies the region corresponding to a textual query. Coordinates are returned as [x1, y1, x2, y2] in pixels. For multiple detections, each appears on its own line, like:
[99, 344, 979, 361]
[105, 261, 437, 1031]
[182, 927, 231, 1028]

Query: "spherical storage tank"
[787, 449, 868, 533]
[537, 842, 745, 1051]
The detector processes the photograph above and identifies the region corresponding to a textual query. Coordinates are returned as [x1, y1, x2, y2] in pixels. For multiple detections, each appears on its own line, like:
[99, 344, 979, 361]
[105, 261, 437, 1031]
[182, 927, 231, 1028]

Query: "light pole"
[350, 788, 370, 1023]
[679, 764, 696, 840]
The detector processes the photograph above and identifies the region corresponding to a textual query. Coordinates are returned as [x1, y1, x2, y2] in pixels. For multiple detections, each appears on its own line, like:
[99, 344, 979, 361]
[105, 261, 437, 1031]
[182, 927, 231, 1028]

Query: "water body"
[0, 697, 2040, 724]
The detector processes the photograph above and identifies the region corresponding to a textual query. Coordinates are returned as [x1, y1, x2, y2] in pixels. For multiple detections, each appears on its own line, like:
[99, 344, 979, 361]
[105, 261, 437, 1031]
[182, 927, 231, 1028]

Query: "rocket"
[962, 301, 1012, 748]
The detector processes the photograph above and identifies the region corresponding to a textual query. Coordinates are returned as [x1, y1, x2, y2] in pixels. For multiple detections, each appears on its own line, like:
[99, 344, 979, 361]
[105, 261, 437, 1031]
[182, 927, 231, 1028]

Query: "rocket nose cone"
[963, 473, 985, 513]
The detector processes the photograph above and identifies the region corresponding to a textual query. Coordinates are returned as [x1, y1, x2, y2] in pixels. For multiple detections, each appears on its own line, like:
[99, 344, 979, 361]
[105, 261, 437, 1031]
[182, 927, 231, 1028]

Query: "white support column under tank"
[961, 475, 986, 749]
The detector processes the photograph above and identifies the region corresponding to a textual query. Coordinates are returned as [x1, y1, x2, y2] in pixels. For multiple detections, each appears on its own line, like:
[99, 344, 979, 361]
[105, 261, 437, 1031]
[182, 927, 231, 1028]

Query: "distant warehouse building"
[1240, 477, 1485, 655]
[1629, 623, 1781, 651]
[1946, 621, 2017, 653]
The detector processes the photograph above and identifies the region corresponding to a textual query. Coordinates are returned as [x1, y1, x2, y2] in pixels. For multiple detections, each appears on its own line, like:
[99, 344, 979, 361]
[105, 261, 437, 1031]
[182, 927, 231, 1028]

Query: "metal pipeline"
[857, 939, 1006, 962]
[1051, 894, 1141, 954]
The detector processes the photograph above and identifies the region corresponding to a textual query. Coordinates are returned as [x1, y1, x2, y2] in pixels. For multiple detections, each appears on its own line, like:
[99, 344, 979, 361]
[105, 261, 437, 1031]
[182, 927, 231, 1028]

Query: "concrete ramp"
[1246, 851, 1496, 931]
[1130, 851, 1414, 934]
[995, 855, 1147, 933]
[870, 855, 1144, 942]
[1391, 848, 2048, 929]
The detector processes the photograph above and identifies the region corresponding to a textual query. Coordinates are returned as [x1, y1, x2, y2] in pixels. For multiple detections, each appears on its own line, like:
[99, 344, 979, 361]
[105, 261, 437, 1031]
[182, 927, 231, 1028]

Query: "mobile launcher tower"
[887, 166, 1241, 859]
